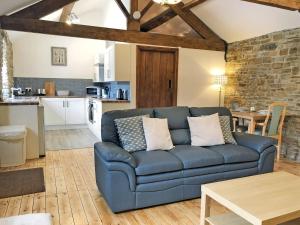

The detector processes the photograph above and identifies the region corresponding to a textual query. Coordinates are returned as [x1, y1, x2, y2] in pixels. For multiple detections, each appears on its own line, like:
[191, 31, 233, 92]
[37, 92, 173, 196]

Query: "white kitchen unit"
[0, 103, 44, 159]
[87, 99, 132, 140]
[104, 43, 131, 81]
[42, 98, 86, 128]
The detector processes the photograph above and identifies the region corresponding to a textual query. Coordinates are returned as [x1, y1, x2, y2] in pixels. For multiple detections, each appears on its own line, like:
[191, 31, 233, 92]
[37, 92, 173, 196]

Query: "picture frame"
[51, 47, 67, 66]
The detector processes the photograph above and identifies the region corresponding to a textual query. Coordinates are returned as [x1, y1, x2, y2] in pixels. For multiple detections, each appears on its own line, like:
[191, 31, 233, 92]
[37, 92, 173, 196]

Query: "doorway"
[136, 46, 179, 108]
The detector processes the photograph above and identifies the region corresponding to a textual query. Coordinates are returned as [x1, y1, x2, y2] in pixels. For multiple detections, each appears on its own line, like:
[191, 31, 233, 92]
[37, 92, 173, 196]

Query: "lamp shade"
[153, 0, 182, 4]
[214, 74, 228, 87]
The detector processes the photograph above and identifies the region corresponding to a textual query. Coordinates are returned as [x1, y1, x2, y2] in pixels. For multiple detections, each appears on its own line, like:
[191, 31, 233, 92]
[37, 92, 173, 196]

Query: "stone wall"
[0, 29, 14, 100]
[224, 27, 300, 162]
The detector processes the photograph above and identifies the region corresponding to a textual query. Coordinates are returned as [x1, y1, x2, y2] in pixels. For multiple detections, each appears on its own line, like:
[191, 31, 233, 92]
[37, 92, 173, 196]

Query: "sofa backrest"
[101, 106, 232, 147]
[154, 107, 191, 145]
[101, 108, 154, 145]
[190, 107, 233, 129]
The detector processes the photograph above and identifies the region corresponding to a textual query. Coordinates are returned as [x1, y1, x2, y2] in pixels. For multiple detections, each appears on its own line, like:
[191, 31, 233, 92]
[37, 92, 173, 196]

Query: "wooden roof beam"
[169, 4, 222, 41]
[114, 0, 130, 19]
[0, 16, 225, 51]
[141, 0, 207, 32]
[141, 0, 155, 18]
[59, 2, 76, 22]
[242, 0, 300, 10]
[9, 0, 78, 19]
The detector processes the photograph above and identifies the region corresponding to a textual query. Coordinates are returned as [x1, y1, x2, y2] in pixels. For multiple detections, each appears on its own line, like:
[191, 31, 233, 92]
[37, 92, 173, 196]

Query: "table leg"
[248, 119, 255, 134]
[200, 193, 211, 225]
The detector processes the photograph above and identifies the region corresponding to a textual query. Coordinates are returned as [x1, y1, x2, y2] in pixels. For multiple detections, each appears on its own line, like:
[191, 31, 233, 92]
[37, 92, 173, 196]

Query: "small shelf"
[206, 213, 251, 225]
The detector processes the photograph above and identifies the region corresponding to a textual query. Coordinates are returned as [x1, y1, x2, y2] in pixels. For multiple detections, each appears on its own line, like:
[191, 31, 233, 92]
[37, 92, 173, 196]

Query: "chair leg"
[277, 137, 282, 161]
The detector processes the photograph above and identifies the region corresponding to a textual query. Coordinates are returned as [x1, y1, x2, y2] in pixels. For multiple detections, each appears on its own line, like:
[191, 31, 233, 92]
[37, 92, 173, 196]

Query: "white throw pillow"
[142, 117, 174, 151]
[187, 113, 225, 146]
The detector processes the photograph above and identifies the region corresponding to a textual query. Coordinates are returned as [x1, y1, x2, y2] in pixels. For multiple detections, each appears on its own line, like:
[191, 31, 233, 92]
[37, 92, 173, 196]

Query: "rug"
[45, 128, 99, 150]
[0, 213, 52, 225]
[0, 168, 45, 198]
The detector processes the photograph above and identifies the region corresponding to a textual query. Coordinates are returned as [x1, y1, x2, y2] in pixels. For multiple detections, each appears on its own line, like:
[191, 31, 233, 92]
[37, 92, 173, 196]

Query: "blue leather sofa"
[94, 107, 276, 212]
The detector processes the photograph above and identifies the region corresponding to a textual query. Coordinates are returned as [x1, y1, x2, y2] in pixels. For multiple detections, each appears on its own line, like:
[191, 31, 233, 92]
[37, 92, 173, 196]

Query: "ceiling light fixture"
[153, 0, 182, 5]
[66, 13, 80, 25]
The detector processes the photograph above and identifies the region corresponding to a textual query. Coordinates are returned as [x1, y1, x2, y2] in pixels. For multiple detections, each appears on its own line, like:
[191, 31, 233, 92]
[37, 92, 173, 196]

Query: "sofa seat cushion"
[169, 145, 224, 169]
[132, 151, 183, 176]
[137, 171, 183, 184]
[207, 144, 259, 164]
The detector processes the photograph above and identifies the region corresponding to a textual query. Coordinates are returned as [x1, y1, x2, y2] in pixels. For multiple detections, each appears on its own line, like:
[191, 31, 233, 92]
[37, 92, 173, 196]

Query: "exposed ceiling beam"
[9, 0, 78, 19]
[141, 0, 207, 32]
[0, 16, 225, 51]
[141, 0, 154, 18]
[128, 0, 140, 31]
[59, 2, 76, 22]
[114, 0, 130, 19]
[242, 0, 300, 10]
[169, 4, 222, 41]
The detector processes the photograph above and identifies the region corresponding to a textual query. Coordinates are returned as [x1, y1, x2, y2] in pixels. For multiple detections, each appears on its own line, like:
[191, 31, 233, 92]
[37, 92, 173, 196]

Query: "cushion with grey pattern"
[114, 115, 149, 152]
[219, 116, 237, 145]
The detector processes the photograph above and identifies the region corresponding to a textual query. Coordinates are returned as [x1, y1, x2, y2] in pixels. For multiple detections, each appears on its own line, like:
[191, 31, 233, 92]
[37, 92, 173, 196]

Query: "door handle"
[169, 80, 172, 89]
[63, 101, 65, 108]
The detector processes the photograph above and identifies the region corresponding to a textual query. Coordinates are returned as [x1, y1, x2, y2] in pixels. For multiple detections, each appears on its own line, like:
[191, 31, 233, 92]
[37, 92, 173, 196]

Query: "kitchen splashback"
[14, 77, 93, 96]
[93, 81, 130, 100]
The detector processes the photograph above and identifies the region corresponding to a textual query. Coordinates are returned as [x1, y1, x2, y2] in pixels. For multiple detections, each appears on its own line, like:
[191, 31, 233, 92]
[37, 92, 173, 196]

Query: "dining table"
[231, 111, 268, 134]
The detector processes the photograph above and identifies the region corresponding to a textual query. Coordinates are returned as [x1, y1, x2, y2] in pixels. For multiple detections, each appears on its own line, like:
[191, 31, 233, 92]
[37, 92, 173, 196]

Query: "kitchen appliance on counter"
[102, 87, 110, 99]
[116, 89, 128, 100]
[37, 89, 46, 96]
[88, 99, 96, 124]
[86, 86, 101, 97]
[116, 89, 124, 100]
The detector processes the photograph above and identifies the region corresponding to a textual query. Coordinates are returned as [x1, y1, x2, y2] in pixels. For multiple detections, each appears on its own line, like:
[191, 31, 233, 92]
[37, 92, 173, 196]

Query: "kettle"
[116, 89, 124, 100]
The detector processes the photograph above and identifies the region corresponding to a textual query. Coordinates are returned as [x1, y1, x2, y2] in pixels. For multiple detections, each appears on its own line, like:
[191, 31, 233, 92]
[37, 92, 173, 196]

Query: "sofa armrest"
[233, 133, 277, 153]
[94, 142, 136, 168]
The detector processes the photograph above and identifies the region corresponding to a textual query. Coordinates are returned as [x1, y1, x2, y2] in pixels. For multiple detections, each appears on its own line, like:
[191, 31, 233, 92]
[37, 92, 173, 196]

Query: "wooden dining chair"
[256, 102, 288, 161]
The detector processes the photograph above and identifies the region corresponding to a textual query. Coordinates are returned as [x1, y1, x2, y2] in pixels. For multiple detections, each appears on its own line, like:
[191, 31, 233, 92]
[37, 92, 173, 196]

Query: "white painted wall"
[193, 0, 300, 43]
[10, 32, 105, 79]
[177, 49, 225, 107]
[127, 44, 225, 108]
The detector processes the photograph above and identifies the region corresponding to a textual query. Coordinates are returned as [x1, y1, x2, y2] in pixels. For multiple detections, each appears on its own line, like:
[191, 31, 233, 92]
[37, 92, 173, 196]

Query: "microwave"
[86, 86, 101, 96]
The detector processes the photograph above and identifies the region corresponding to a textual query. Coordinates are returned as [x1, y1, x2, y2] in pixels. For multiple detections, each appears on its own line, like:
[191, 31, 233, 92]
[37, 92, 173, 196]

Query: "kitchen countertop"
[0, 96, 131, 105]
[90, 97, 130, 103]
[0, 97, 40, 105]
[40, 96, 86, 98]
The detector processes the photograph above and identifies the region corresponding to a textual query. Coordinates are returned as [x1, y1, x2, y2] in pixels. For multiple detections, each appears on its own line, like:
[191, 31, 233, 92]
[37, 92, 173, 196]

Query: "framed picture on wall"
[51, 47, 67, 66]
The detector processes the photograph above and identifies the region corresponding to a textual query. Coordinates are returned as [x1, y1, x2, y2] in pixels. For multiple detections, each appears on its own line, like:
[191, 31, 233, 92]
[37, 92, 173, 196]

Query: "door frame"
[136, 45, 179, 108]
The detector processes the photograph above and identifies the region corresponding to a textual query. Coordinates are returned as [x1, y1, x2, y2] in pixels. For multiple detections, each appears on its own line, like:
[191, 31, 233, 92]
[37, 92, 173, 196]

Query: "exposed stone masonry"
[224, 27, 300, 162]
[0, 29, 14, 100]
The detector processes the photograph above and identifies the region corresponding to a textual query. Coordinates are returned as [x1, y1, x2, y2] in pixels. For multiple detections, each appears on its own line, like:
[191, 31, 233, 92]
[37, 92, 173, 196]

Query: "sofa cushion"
[206, 144, 259, 164]
[169, 145, 224, 169]
[101, 108, 154, 145]
[170, 129, 191, 145]
[132, 150, 183, 176]
[137, 171, 183, 184]
[114, 115, 149, 152]
[154, 106, 190, 129]
[142, 117, 174, 151]
[190, 107, 233, 130]
[154, 107, 191, 145]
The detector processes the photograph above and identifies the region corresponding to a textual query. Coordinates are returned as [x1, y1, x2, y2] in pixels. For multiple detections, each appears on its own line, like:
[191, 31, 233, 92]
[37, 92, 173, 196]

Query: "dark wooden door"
[136, 46, 178, 108]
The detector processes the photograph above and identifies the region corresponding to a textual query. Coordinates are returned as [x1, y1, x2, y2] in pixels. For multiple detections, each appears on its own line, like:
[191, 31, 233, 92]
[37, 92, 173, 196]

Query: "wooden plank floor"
[0, 148, 299, 225]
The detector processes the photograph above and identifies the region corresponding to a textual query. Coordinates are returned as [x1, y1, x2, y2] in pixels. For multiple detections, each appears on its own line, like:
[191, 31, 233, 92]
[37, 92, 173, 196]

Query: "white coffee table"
[200, 172, 300, 225]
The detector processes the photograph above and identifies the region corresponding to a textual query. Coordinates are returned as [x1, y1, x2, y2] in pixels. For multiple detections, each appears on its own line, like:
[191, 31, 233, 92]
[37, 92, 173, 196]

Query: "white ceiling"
[2, 0, 300, 43]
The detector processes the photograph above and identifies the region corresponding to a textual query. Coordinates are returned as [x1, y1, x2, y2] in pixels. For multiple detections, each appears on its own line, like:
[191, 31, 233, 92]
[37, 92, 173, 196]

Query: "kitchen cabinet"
[65, 98, 86, 125]
[104, 43, 131, 81]
[42, 98, 86, 126]
[42, 98, 65, 126]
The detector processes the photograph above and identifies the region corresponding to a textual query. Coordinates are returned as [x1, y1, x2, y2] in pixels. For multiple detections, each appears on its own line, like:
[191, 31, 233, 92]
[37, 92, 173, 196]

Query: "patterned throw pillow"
[114, 115, 149, 152]
[219, 116, 237, 145]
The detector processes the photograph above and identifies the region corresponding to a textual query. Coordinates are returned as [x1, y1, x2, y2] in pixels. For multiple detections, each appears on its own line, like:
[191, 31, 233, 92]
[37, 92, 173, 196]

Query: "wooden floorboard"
[0, 148, 299, 225]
